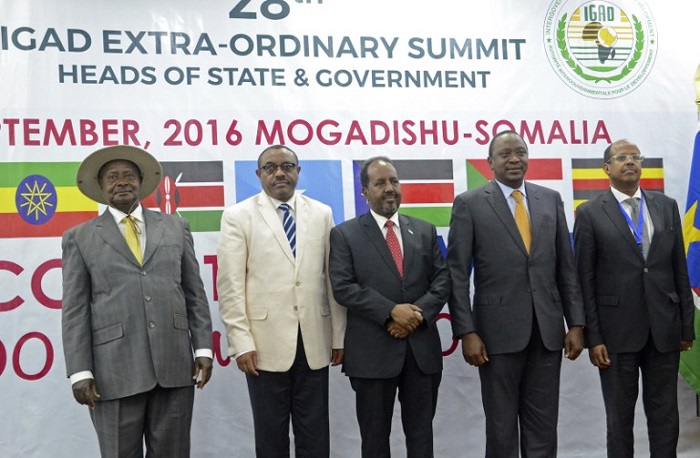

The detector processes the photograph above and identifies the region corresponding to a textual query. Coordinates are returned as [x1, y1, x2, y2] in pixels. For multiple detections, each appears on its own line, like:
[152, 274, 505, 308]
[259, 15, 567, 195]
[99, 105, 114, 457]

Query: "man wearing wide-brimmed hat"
[61, 145, 213, 457]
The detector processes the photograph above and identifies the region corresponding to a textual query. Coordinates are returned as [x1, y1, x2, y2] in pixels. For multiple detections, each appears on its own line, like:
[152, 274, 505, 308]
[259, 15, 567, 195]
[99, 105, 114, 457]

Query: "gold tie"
[122, 216, 142, 265]
[511, 190, 531, 253]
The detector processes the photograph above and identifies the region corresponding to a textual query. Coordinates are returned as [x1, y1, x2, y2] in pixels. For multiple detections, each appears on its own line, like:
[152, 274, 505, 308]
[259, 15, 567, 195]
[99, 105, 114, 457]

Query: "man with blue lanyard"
[574, 139, 695, 457]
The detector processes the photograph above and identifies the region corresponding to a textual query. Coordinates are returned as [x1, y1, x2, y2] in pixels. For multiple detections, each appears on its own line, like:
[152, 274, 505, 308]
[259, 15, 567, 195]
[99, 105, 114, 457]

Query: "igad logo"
[543, 0, 657, 99]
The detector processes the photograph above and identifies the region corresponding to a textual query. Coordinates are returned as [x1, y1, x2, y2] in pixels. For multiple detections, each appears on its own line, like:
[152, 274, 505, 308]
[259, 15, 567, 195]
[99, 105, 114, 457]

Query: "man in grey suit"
[62, 145, 213, 457]
[573, 139, 694, 457]
[329, 156, 450, 457]
[447, 130, 585, 457]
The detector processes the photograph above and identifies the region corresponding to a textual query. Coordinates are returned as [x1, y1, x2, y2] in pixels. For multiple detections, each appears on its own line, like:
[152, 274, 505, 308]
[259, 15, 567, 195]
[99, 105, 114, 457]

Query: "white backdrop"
[1, 1, 700, 456]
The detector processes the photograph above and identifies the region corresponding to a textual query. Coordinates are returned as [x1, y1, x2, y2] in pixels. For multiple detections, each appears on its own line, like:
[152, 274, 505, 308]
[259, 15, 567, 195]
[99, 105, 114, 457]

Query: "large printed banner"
[2, 1, 699, 456]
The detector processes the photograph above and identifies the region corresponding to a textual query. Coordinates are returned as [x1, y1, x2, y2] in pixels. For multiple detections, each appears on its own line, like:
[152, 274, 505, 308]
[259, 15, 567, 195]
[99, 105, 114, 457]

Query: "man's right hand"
[462, 332, 489, 367]
[390, 303, 423, 331]
[236, 351, 259, 376]
[72, 379, 100, 409]
[588, 344, 611, 369]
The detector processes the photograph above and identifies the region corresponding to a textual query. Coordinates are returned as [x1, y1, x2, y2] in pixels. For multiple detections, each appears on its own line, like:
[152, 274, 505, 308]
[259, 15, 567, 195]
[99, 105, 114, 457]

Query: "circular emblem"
[15, 175, 58, 225]
[543, 0, 657, 98]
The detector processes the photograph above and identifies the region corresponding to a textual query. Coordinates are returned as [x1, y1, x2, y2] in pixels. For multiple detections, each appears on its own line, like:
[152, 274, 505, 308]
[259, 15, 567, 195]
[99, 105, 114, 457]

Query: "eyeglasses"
[606, 154, 645, 164]
[259, 162, 298, 174]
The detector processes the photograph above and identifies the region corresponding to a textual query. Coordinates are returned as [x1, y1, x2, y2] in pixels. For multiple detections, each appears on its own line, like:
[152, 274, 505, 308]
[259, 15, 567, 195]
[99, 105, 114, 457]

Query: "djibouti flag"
[353, 159, 454, 227]
[0, 162, 98, 238]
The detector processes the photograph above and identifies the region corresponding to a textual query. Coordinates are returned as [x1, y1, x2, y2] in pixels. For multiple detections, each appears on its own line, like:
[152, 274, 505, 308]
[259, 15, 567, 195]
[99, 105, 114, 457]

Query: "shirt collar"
[269, 193, 296, 212]
[610, 186, 642, 204]
[494, 179, 527, 199]
[369, 208, 400, 230]
[107, 203, 144, 225]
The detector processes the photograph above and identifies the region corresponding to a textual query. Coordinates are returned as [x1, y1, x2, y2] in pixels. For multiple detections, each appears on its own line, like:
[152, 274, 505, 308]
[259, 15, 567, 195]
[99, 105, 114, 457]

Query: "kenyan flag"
[141, 161, 224, 232]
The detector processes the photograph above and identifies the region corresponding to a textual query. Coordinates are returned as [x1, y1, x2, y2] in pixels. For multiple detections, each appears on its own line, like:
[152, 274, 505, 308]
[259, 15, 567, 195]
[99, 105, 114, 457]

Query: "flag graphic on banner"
[680, 126, 700, 394]
[467, 158, 564, 196]
[353, 159, 454, 227]
[141, 161, 224, 232]
[235, 160, 344, 225]
[571, 158, 665, 210]
[0, 162, 98, 238]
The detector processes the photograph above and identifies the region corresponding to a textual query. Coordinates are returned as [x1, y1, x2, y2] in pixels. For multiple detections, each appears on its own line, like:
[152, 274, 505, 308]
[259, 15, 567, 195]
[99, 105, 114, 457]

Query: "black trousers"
[599, 334, 680, 458]
[350, 344, 442, 458]
[246, 331, 330, 458]
[479, 320, 563, 458]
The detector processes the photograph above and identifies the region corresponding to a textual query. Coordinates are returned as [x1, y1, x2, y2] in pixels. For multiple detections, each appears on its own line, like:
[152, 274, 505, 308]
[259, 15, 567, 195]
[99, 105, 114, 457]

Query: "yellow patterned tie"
[511, 190, 531, 253]
[122, 216, 142, 265]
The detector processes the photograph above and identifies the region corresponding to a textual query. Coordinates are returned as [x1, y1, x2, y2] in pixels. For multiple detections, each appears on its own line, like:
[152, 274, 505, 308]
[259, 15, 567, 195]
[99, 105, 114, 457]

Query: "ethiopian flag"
[353, 159, 454, 227]
[680, 124, 700, 394]
[0, 162, 98, 238]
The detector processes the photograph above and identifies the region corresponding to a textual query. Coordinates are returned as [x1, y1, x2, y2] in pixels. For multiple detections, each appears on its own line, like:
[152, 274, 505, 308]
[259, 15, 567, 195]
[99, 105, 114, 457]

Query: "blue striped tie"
[279, 203, 296, 257]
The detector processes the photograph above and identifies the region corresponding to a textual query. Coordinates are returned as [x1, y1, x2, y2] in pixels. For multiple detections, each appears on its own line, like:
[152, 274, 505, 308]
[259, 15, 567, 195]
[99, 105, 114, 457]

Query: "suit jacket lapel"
[256, 192, 295, 265]
[600, 190, 644, 260]
[399, 214, 415, 278]
[142, 208, 164, 266]
[294, 196, 309, 268]
[524, 183, 542, 254]
[642, 190, 663, 255]
[95, 209, 141, 266]
[486, 181, 529, 256]
[360, 212, 403, 281]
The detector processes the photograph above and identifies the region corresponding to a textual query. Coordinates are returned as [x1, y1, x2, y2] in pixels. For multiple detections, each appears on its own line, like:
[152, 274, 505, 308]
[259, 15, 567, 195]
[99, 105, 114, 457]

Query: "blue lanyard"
[617, 194, 645, 246]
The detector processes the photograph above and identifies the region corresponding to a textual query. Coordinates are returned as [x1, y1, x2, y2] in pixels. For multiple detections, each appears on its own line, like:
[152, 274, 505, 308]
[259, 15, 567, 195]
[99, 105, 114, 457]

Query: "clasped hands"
[387, 303, 423, 339]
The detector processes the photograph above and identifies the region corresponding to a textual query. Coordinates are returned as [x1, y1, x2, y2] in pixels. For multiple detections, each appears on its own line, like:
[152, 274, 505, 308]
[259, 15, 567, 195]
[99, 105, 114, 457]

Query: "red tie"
[385, 220, 403, 278]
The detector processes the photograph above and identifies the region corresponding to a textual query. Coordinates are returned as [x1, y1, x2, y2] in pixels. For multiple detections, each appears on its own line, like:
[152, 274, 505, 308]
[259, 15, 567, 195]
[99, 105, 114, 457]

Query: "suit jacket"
[217, 191, 346, 372]
[573, 189, 695, 353]
[447, 181, 584, 354]
[61, 208, 212, 401]
[328, 212, 450, 379]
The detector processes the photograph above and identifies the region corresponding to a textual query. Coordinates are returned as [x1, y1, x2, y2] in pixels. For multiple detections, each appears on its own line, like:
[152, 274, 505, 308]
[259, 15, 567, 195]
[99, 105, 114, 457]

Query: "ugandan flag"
[0, 162, 98, 238]
[354, 159, 454, 227]
[571, 158, 664, 209]
[141, 161, 224, 232]
[467, 158, 564, 192]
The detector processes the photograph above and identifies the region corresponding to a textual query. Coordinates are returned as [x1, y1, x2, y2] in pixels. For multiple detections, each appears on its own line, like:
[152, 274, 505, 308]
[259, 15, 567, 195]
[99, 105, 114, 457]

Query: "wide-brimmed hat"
[76, 145, 163, 205]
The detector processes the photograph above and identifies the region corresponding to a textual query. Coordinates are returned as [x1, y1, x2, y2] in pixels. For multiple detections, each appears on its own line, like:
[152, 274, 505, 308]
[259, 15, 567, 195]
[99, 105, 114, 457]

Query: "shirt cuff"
[233, 349, 254, 359]
[70, 371, 94, 385]
[195, 349, 213, 359]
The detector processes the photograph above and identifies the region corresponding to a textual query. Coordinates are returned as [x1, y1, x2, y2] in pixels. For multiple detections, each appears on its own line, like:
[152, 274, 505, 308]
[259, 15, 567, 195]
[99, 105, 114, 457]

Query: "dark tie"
[279, 203, 296, 257]
[625, 197, 650, 258]
[511, 190, 531, 253]
[385, 220, 403, 278]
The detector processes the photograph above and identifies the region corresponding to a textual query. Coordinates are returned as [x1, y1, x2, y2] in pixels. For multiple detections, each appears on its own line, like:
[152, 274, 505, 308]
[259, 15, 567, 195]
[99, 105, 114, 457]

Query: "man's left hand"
[331, 349, 344, 366]
[193, 356, 213, 389]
